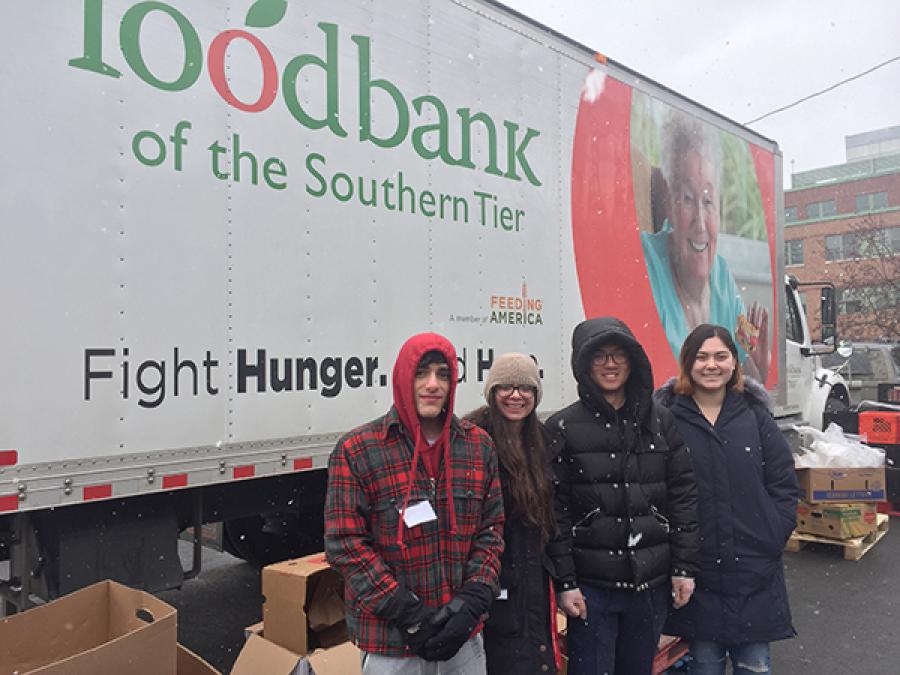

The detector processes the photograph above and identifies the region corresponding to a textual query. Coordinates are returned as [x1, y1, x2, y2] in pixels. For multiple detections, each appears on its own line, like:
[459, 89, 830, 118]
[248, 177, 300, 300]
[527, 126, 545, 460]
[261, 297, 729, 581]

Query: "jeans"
[361, 634, 487, 675]
[566, 583, 669, 675]
[688, 640, 771, 675]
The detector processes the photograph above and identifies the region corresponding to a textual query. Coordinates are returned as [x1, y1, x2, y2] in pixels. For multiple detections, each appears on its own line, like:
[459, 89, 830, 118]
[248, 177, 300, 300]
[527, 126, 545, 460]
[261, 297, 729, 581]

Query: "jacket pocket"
[372, 492, 436, 553]
[443, 487, 483, 538]
[759, 497, 789, 556]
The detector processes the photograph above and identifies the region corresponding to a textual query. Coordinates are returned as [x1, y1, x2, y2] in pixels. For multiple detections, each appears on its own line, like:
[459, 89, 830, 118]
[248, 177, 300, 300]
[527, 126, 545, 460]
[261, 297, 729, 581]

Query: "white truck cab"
[778, 275, 850, 431]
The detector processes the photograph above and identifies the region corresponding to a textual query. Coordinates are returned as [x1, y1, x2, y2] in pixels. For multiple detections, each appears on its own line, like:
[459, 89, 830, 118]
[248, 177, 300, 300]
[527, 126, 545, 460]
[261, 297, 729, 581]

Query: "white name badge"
[403, 500, 438, 528]
[497, 589, 509, 600]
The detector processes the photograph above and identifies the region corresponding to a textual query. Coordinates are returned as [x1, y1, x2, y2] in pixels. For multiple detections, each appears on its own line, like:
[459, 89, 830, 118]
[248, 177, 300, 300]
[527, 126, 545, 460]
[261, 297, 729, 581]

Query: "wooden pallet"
[785, 513, 890, 560]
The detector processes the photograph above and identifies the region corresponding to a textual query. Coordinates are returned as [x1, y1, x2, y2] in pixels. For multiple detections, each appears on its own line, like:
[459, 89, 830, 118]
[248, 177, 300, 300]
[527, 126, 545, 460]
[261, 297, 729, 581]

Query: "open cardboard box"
[176, 645, 221, 675]
[233, 553, 360, 675]
[232, 633, 360, 675]
[262, 553, 347, 655]
[796, 467, 886, 503]
[0, 580, 177, 675]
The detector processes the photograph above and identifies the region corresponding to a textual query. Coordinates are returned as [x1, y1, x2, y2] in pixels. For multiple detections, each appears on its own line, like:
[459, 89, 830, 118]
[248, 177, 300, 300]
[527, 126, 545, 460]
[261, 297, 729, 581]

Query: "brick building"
[783, 125, 900, 341]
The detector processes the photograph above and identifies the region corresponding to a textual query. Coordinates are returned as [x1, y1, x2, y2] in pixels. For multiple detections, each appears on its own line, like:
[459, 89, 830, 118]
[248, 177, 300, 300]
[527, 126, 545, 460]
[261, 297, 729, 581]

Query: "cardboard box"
[243, 621, 264, 641]
[796, 467, 886, 503]
[262, 554, 347, 655]
[796, 501, 878, 539]
[176, 645, 221, 675]
[0, 580, 177, 675]
[231, 633, 361, 675]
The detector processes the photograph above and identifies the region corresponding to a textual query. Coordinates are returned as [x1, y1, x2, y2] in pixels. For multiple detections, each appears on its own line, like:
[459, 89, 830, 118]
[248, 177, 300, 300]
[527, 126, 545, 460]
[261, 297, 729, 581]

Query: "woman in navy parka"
[655, 324, 798, 675]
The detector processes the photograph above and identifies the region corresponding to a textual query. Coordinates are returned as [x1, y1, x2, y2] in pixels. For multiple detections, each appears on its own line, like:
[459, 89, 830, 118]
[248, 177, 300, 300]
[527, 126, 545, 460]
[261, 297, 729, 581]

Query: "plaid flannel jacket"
[325, 406, 505, 656]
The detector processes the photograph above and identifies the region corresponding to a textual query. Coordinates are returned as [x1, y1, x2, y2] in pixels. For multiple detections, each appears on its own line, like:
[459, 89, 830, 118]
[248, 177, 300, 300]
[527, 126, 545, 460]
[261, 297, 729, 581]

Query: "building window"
[837, 284, 900, 314]
[855, 191, 888, 213]
[785, 206, 798, 223]
[825, 233, 856, 261]
[827, 226, 900, 261]
[785, 240, 804, 266]
[806, 199, 837, 219]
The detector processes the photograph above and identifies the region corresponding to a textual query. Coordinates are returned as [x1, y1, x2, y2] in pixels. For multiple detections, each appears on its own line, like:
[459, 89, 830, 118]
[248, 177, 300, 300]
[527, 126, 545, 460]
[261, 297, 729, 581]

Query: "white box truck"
[0, 0, 848, 609]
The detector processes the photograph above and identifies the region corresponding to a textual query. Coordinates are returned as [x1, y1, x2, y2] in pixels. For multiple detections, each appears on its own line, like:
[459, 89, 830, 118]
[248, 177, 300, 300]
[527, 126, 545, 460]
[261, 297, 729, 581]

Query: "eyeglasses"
[495, 384, 537, 397]
[592, 350, 628, 365]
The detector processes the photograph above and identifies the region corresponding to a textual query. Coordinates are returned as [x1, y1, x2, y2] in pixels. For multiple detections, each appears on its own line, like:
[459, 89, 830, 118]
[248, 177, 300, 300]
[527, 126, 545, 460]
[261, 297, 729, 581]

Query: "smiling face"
[668, 148, 720, 287]
[690, 336, 736, 394]
[493, 385, 537, 423]
[589, 343, 631, 398]
[414, 361, 451, 421]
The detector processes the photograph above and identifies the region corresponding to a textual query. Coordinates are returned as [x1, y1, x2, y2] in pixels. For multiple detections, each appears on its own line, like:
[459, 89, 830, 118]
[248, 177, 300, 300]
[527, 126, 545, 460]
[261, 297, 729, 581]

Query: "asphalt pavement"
[162, 515, 900, 674]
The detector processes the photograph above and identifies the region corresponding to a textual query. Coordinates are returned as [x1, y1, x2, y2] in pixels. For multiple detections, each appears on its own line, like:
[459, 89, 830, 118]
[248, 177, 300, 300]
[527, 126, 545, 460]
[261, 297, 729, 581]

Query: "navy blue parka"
[655, 378, 798, 645]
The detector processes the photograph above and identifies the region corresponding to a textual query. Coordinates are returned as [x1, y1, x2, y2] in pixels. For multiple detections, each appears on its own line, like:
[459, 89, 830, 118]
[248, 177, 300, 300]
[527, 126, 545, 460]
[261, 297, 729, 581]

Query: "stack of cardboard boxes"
[0, 579, 219, 674]
[794, 411, 892, 542]
[232, 553, 360, 675]
[795, 466, 885, 541]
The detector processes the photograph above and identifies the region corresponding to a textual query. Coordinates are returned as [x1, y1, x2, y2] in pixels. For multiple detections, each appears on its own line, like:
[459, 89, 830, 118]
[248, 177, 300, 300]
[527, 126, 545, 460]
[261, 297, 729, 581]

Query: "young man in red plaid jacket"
[325, 332, 505, 674]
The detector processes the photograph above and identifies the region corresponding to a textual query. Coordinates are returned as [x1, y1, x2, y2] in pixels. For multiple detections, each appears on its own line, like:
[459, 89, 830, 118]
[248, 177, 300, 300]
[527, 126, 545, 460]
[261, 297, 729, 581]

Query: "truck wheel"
[223, 511, 323, 566]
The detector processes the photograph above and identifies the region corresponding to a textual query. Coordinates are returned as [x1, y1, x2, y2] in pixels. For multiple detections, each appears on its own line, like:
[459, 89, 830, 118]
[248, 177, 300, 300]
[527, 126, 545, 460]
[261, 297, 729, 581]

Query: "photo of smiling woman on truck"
[632, 95, 773, 385]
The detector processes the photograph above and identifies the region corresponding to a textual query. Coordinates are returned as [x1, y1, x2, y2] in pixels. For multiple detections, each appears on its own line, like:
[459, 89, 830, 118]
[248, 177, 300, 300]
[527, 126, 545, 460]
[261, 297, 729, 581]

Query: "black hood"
[570, 317, 654, 421]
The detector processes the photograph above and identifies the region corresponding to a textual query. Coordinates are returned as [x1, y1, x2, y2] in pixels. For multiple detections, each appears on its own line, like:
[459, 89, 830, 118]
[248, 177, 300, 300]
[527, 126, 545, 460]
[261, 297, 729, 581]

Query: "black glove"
[376, 584, 445, 654]
[420, 582, 494, 662]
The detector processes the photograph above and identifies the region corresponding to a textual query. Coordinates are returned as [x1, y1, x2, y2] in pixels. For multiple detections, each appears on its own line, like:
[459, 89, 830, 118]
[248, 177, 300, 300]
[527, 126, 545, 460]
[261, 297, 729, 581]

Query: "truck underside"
[0, 470, 327, 614]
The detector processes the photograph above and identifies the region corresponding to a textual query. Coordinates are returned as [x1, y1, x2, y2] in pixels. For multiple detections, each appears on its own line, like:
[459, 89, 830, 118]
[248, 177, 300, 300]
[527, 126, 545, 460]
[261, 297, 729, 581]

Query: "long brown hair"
[674, 323, 744, 395]
[466, 399, 556, 544]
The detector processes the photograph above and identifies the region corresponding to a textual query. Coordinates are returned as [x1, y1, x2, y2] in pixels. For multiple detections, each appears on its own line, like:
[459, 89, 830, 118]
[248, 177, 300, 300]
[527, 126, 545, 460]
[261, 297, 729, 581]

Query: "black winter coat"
[483, 462, 557, 674]
[655, 378, 798, 644]
[466, 408, 557, 674]
[547, 317, 699, 592]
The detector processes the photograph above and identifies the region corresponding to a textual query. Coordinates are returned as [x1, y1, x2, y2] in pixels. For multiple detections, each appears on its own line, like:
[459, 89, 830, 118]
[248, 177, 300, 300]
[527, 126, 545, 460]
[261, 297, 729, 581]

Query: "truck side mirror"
[836, 340, 854, 359]
[820, 287, 837, 345]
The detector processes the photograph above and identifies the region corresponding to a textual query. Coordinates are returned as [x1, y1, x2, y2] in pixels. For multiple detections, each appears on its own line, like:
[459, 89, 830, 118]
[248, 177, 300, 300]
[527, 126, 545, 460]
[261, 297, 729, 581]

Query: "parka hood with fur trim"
[653, 376, 772, 411]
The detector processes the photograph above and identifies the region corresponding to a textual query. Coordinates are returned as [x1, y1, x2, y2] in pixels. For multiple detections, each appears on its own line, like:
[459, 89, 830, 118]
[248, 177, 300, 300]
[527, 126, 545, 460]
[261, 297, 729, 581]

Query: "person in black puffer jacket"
[547, 317, 698, 675]
[654, 324, 797, 675]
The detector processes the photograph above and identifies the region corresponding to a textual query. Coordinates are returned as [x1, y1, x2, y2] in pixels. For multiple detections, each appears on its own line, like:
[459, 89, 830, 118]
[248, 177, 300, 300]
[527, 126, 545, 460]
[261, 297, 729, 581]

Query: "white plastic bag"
[793, 423, 885, 468]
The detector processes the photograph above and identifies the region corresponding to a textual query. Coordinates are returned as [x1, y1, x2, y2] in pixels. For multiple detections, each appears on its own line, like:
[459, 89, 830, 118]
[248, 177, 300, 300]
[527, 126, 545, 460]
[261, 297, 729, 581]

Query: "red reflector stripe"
[0, 450, 17, 466]
[83, 484, 112, 501]
[0, 494, 18, 512]
[233, 465, 255, 479]
[293, 457, 313, 471]
[163, 474, 188, 489]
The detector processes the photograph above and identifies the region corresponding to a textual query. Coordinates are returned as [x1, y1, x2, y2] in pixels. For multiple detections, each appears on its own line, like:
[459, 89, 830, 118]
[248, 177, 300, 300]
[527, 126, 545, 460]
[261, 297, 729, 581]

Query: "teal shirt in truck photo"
[641, 223, 748, 362]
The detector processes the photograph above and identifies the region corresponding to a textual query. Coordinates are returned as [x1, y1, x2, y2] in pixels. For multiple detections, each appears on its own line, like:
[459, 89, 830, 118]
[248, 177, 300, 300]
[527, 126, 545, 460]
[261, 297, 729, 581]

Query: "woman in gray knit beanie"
[466, 353, 558, 674]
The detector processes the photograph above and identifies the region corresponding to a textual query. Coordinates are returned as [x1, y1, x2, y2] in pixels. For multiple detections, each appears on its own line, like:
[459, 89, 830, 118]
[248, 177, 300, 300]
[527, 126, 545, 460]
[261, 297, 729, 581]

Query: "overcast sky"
[503, 0, 900, 183]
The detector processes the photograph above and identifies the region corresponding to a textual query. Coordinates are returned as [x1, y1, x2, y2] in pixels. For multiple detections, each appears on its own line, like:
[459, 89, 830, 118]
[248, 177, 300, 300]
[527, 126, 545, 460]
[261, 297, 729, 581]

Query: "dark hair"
[465, 401, 556, 544]
[417, 350, 448, 369]
[674, 324, 744, 395]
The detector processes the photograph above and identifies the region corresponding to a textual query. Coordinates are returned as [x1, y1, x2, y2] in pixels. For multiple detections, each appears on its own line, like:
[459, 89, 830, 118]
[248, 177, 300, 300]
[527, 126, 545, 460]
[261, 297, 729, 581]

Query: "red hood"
[391, 333, 459, 547]
[392, 333, 458, 441]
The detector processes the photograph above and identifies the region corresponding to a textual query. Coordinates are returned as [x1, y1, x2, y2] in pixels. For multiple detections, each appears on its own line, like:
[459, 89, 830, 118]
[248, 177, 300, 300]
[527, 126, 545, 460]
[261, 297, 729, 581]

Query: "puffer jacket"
[655, 377, 798, 644]
[546, 317, 699, 592]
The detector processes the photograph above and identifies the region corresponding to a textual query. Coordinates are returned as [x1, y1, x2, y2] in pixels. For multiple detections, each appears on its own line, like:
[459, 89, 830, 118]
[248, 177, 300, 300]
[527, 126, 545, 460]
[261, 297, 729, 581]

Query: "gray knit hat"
[483, 353, 542, 405]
